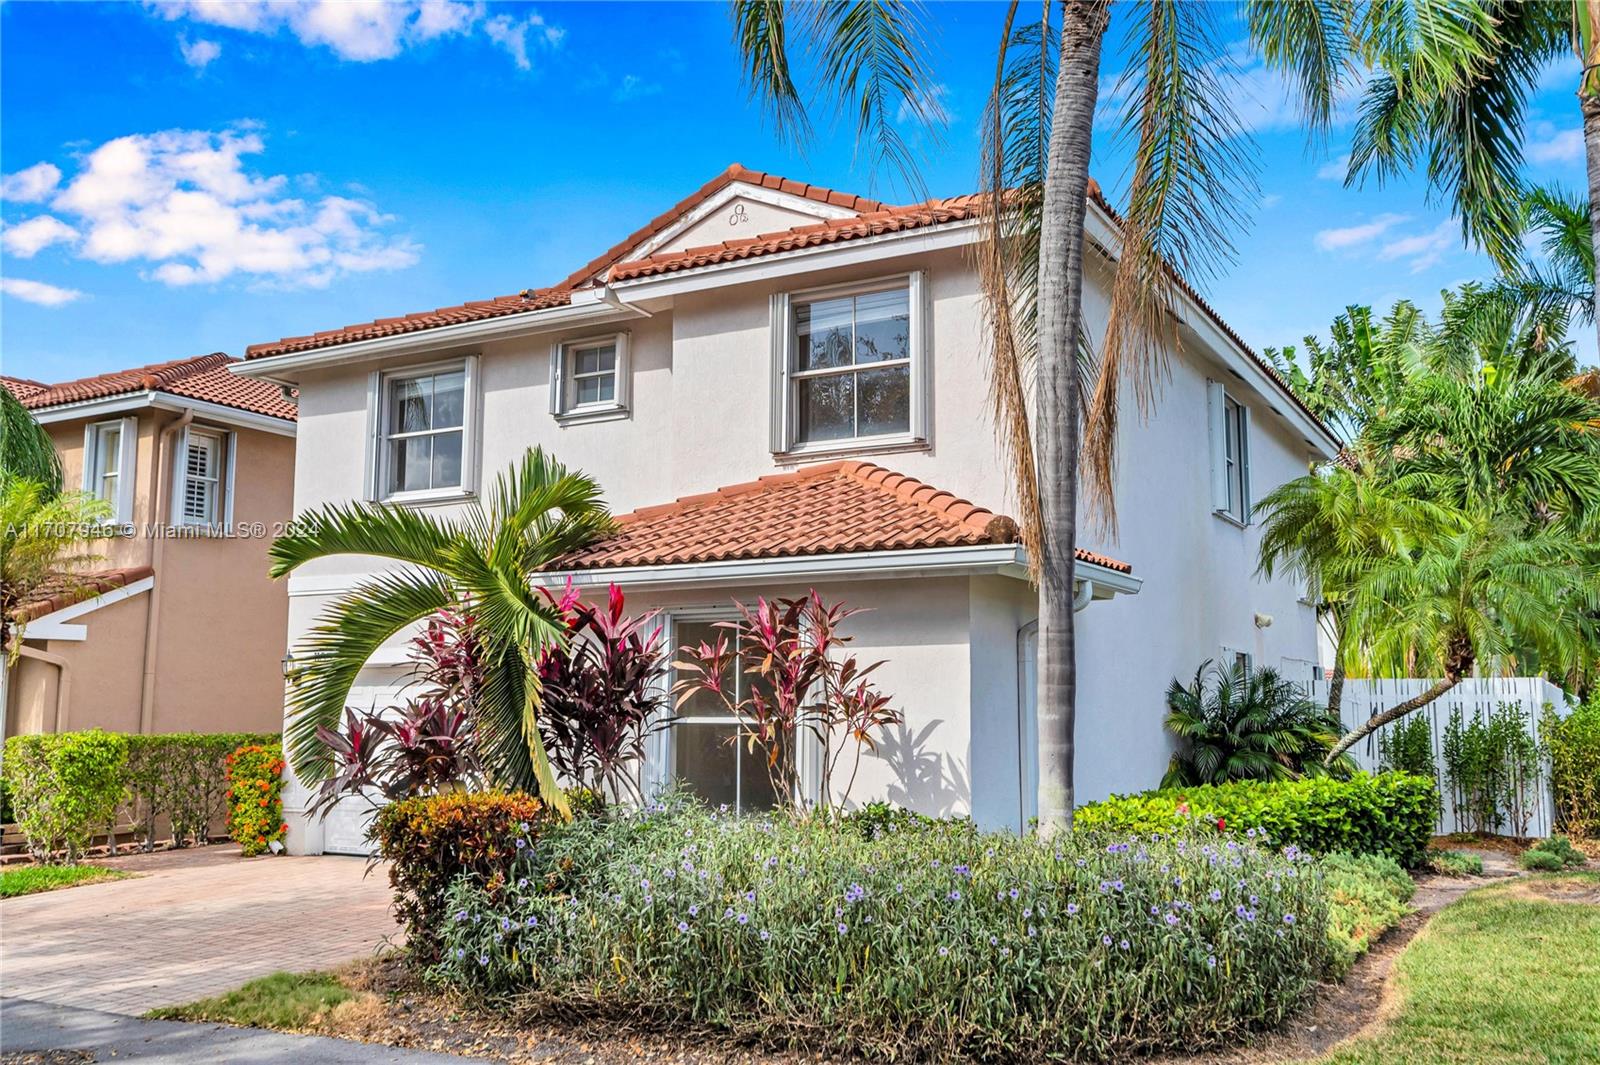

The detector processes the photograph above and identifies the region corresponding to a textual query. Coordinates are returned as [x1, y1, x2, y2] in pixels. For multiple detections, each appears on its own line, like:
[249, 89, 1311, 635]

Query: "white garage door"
[321, 792, 382, 855]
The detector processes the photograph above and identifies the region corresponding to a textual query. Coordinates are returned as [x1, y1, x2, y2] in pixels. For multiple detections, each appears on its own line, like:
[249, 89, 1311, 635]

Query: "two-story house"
[237, 165, 1338, 854]
[3, 354, 296, 740]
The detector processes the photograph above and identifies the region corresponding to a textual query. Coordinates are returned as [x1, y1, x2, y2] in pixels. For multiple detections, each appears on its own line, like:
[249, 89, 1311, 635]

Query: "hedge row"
[3, 729, 280, 861]
[1075, 772, 1438, 867]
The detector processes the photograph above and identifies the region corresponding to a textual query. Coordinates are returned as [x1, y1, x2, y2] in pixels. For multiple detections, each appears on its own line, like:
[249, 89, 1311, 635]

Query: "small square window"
[551, 334, 629, 420]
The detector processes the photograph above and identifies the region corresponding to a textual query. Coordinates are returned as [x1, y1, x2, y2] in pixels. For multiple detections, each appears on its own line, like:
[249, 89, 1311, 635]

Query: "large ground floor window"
[669, 618, 787, 814]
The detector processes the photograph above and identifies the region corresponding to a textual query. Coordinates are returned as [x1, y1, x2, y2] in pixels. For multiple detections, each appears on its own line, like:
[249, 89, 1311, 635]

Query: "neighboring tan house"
[237, 164, 1339, 854]
[2, 354, 296, 740]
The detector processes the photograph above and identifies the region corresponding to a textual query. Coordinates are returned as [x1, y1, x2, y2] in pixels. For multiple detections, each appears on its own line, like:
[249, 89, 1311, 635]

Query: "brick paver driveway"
[0, 845, 397, 1016]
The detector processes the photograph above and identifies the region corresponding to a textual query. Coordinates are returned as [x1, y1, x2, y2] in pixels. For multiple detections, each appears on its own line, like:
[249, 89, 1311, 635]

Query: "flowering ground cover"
[435, 798, 1330, 1061]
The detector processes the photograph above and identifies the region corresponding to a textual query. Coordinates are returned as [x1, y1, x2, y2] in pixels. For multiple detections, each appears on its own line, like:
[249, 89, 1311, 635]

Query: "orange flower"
[259, 799, 268, 808]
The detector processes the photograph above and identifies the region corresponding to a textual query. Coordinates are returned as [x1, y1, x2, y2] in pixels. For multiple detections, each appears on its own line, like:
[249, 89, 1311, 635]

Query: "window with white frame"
[82, 417, 136, 525]
[550, 334, 630, 420]
[663, 618, 787, 813]
[1208, 382, 1250, 523]
[373, 360, 474, 500]
[175, 427, 231, 526]
[771, 274, 926, 454]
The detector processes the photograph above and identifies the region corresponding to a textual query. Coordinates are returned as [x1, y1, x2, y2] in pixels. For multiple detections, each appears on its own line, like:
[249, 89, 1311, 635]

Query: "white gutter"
[284, 546, 1142, 599]
[231, 297, 645, 384]
[29, 392, 296, 436]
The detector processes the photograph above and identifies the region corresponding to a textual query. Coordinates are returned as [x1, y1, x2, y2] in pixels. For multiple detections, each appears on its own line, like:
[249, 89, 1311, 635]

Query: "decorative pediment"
[624, 182, 859, 262]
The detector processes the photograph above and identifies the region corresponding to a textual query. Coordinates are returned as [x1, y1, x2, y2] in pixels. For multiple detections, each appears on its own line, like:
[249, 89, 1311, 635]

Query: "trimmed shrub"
[2, 731, 128, 862]
[1322, 852, 1414, 977]
[434, 797, 1331, 1062]
[225, 745, 287, 857]
[1074, 772, 1438, 867]
[373, 790, 547, 961]
[1519, 835, 1587, 871]
[1544, 698, 1600, 842]
[1428, 850, 1484, 876]
[124, 732, 278, 849]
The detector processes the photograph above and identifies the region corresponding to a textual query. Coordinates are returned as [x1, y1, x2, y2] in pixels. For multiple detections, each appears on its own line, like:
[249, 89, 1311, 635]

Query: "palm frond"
[730, 0, 811, 147]
[1086, 0, 1259, 534]
[0, 389, 63, 495]
[268, 500, 457, 578]
[285, 570, 453, 781]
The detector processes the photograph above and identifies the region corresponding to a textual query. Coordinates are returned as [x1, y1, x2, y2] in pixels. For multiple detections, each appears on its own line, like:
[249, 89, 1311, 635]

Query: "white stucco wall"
[274, 218, 1331, 850]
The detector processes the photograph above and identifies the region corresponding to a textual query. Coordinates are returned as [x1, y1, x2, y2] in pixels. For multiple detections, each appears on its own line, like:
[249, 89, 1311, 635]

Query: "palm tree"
[1328, 507, 1600, 761]
[1256, 465, 1459, 717]
[1, 388, 62, 495]
[267, 448, 612, 817]
[732, 1, 1321, 829]
[1162, 659, 1352, 787]
[1, 480, 112, 654]
[1335, 1, 1600, 348]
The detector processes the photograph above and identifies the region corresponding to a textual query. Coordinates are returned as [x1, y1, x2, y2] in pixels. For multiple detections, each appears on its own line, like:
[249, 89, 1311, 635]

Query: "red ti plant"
[535, 582, 668, 803]
[672, 590, 902, 812]
[310, 611, 486, 817]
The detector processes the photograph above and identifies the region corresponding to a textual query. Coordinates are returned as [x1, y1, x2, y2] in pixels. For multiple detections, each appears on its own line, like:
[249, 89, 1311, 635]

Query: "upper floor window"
[770, 273, 927, 455]
[175, 427, 231, 527]
[370, 357, 477, 502]
[1208, 382, 1250, 524]
[83, 417, 136, 525]
[550, 333, 630, 422]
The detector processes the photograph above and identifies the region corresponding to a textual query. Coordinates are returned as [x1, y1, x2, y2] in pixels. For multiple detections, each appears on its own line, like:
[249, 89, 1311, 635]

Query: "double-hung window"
[771, 273, 926, 455]
[371, 358, 476, 501]
[550, 334, 630, 421]
[1207, 381, 1250, 524]
[174, 426, 232, 527]
[82, 417, 137, 527]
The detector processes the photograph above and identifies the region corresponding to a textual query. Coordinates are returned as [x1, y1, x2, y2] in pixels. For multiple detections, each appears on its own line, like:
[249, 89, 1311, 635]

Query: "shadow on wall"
[876, 719, 970, 817]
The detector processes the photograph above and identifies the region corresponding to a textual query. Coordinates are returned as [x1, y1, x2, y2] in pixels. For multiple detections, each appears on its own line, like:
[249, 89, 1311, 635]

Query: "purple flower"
[954, 864, 970, 877]
[499, 917, 511, 931]
[1027, 925, 1037, 937]
[938, 946, 949, 957]
[766, 856, 779, 868]
[1022, 907, 1032, 919]
[1283, 913, 1296, 926]
[989, 935, 998, 946]
[1066, 903, 1080, 916]
[759, 929, 771, 941]
[1207, 954, 1217, 969]
[454, 948, 465, 959]
[688, 904, 700, 917]
[1000, 946, 1012, 957]
[515, 837, 527, 849]
[1165, 913, 1180, 927]
[1008, 887, 1020, 900]
[837, 923, 849, 934]
[678, 921, 689, 933]
[526, 915, 538, 927]
[1119, 939, 1130, 951]
[1209, 890, 1222, 902]
[737, 913, 750, 925]
[477, 954, 489, 966]
[1112, 880, 1124, 891]
[1102, 935, 1113, 947]
[745, 890, 757, 903]
[845, 883, 865, 903]
[724, 907, 734, 919]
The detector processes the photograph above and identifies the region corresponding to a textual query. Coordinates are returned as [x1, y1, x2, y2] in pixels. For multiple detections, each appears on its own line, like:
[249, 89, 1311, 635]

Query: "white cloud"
[16, 126, 419, 289]
[1378, 219, 1456, 273]
[1526, 123, 1583, 165]
[145, 1, 555, 66]
[897, 83, 952, 126]
[1316, 154, 1350, 181]
[1, 278, 83, 306]
[2, 216, 79, 258]
[482, 10, 563, 71]
[179, 35, 222, 70]
[1259, 193, 1282, 209]
[1314, 213, 1409, 251]
[613, 73, 661, 103]
[1, 163, 63, 203]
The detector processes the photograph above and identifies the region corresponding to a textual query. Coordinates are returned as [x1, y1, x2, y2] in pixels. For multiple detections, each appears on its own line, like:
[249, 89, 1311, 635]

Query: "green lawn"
[0, 864, 131, 898]
[1323, 873, 1600, 1064]
[146, 971, 352, 1029]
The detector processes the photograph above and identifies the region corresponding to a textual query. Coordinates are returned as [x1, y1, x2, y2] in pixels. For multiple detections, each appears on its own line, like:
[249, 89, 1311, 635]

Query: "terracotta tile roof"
[2, 376, 50, 401]
[606, 195, 983, 282]
[244, 287, 574, 360]
[14, 566, 155, 625]
[556, 163, 887, 291]
[18, 354, 296, 422]
[244, 164, 883, 361]
[551, 460, 1132, 574]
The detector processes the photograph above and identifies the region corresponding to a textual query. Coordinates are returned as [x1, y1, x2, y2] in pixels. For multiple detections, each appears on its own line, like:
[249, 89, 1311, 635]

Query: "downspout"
[16, 645, 72, 733]
[137, 409, 193, 734]
[1072, 579, 1096, 612]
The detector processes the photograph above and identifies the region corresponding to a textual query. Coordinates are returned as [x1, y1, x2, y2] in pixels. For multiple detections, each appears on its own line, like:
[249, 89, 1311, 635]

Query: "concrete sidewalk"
[0, 997, 474, 1063]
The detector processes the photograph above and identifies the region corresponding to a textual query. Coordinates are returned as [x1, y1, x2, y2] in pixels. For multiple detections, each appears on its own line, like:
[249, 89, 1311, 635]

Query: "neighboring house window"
[82, 417, 137, 526]
[663, 618, 786, 814]
[1222, 646, 1253, 676]
[369, 358, 477, 501]
[174, 427, 232, 527]
[550, 334, 630, 421]
[770, 273, 927, 455]
[1207, 381, 1250, 523]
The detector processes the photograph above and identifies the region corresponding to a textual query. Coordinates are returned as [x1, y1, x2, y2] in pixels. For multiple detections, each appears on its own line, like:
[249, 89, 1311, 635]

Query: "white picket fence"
[1309, 677, 1573, 838]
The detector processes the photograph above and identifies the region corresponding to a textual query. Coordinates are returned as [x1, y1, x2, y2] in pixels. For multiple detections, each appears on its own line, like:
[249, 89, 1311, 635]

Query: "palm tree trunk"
[1325, 658, 1345, 719]
[1035, 0, 1109, 834]
[1581, 87, 1600, 348]
[1326, 638, 1473, 764]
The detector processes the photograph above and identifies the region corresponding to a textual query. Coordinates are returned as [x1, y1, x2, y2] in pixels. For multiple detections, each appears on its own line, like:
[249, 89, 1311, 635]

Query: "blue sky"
[2, 1, 1591, 383]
